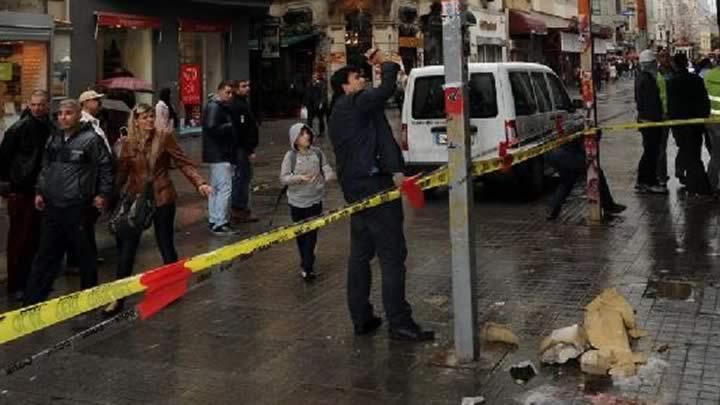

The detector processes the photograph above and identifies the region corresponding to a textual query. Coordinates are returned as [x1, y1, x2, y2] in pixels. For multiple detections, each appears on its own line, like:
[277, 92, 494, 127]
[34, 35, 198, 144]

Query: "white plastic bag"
[300, 106, 308, 120]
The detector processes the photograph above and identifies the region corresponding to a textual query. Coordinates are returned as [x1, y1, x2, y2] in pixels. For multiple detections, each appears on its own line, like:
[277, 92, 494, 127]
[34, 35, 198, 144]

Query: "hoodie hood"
[288, 122, 315, 151]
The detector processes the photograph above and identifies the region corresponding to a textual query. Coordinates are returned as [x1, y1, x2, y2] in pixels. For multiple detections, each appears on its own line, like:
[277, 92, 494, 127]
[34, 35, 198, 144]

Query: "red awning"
[95, 12, 161, 29]
[509, 10, 548, 36]
[179, 19, 232, 33]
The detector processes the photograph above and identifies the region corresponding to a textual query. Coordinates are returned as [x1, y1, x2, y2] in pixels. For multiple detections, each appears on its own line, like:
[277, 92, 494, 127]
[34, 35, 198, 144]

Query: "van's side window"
[468, 73, 498, 118]
[412, 74, 497, 119]
[530, 72, 552, 113]
[509, 72, 537, 116]
[546, 73, 572, 111]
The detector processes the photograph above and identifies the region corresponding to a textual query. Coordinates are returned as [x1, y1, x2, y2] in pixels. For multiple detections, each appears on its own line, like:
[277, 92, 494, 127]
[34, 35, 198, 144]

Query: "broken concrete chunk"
[460, 396, 485, 405]
[580, 350, 613, 376]
[539, 324, 589, 364]
[480, 322, 519, 346]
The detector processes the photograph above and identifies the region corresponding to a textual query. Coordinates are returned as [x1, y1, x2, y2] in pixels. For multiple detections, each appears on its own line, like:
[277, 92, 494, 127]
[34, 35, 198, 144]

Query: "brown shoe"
[233, 208, 259, 223]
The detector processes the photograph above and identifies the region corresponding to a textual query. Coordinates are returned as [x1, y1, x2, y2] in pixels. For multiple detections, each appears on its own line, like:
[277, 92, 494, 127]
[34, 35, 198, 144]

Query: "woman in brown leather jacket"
[104, 103, 212, 316]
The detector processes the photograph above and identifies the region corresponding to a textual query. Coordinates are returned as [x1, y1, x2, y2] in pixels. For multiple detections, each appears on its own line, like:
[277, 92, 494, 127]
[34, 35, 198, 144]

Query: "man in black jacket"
[229, 80, 259, 223]
[329, 49, 434, 342]
[304, 72, 328, 136]
[0, 90, 53, 300]
[668, 52, 712, 196]
[24, 99, 113, 305]
[634, 49, 667, 194]
[202, 81, 239, 236]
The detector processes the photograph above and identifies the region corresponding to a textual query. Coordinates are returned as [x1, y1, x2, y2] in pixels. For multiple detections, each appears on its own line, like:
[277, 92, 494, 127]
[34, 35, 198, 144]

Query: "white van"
[400, 63, 584, 192]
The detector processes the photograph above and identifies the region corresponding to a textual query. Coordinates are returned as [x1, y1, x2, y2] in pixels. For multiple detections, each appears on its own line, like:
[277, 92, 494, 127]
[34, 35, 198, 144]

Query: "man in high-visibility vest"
[704, 59, 720, 192]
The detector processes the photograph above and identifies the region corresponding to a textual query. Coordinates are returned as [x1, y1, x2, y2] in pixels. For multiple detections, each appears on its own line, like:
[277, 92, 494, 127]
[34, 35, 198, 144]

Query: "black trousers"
[116, 203, 178, 280]
[289, 203, 323, 272]
[306, 108, 325, 135]
[675, 126, 711, 195]
[24, 204, 98, 305]
[637, 127, 662, 186]
[347, 197, 413, 330]
[66, 207, 99, 267]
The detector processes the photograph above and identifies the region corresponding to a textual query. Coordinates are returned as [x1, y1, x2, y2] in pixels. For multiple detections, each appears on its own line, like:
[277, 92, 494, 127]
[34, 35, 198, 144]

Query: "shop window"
[96, 27, 154, 106]
[345, 11, 373, 79]
[52, 29, 71, 99]
[48, 0, 69, 22]
[0, 41, 49, 133]
[477, 45, 502, 63]
[509, 72, 536, 116]
[1, 0, 44, 12]
[179, 31, 227, 128]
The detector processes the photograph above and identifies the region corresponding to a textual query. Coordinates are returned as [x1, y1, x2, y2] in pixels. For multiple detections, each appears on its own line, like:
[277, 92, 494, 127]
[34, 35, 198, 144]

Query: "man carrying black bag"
[24, 99, 113, 305]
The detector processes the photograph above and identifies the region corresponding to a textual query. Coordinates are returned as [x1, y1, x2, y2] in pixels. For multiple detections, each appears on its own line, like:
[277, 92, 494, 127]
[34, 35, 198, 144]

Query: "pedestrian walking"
[668, 52, 712, 196]
[155, 87, 178, 131]
[634, 49, 668, 194]
[328, 49, 434, 342]
[303, 73, 328, 137]
[229, 80, 260, 223]
[103, 103, 212, 316]
[24, 99, 113, 305]
[279, 123, 335, 282]
[202, 81, 240, 236]
[656, 49, 674, 186]
[0, 90, 53, 301]
[704, 60, 720, 192]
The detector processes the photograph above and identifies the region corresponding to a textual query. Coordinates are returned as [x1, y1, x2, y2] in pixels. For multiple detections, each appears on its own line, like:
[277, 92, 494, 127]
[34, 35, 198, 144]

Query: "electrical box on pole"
[441, 0, 479, 362]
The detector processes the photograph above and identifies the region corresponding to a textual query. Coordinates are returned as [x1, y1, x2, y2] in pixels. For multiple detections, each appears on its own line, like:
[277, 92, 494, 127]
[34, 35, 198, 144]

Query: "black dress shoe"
[389, 324, 435, 342]
[354, 316, 382, 335]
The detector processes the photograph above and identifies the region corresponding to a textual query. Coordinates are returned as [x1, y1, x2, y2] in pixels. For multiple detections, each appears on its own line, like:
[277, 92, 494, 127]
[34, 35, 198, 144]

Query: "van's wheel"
[517, 157, 545, 198]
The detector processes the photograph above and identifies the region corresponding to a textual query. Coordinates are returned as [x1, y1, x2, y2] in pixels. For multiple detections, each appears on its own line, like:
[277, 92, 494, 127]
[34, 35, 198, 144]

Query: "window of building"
[477, 44, 503, 62]
[592, 1, 601, 15]
[0, 41, 49, 132]
[48, 0, 69, 22]
[1, 0, 45, 12]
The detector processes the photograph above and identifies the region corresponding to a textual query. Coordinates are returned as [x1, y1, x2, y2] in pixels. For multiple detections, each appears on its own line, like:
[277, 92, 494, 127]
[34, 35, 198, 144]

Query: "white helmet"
[639, 49, 656, 64]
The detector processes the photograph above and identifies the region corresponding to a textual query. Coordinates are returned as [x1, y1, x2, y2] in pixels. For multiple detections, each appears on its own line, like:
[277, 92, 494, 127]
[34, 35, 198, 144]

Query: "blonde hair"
[127, 102, 155, 150]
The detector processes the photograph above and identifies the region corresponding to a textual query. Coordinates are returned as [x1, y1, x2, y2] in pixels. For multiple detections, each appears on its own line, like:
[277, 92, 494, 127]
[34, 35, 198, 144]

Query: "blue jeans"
[208, 162, 233, 227]
[232, 149, 253, 211]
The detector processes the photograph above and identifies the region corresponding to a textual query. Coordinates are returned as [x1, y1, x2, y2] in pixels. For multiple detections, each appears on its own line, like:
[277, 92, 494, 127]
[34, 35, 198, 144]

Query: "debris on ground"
[480, 322, 519, 346]
[424, 295, 449, 307]
[611, 357, 669, 392]
[539, 324, 589, 364]
[460, 396, 485, 405]
[655, 344, 670, 353]
[509, 361, 537, 384]
[583, 288, 649, 376]
[585, 393, 643, 404]
[517, 384, 574, 405]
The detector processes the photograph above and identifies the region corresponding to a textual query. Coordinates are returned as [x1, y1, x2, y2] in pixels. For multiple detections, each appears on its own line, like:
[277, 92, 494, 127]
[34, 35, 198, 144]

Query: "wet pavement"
[2, 78, 720, 404]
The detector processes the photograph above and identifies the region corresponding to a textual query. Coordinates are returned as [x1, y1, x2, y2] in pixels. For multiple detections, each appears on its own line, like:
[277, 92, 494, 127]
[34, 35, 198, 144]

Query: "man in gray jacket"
[24, 99, 113, 305]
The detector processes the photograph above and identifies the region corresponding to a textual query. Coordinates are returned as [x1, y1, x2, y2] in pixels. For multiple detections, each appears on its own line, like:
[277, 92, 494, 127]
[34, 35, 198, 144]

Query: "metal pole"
[441, 0, 478, 363]
[580, 0, 603, 224]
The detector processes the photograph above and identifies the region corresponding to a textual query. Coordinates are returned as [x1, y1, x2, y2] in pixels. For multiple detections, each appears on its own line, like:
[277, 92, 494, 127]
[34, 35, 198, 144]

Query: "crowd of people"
[634, 48, 720, 198]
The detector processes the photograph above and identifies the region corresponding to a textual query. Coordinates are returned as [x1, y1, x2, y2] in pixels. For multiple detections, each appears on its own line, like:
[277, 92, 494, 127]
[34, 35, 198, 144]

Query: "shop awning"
[179, 19, 231, 32]
[0, 11, 53, 41]
[509, 10, 547, 36]
[95, 12, 161, 29]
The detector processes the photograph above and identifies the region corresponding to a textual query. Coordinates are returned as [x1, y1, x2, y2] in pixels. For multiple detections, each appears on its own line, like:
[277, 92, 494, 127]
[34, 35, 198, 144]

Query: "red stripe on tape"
[400, 174, 425, 209]
[138, 259, 192, 320]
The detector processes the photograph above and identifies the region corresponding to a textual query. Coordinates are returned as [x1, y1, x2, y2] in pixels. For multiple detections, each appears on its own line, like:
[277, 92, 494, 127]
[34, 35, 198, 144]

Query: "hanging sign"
[180, 64, 202, 105]
[261, 24, 280, 59]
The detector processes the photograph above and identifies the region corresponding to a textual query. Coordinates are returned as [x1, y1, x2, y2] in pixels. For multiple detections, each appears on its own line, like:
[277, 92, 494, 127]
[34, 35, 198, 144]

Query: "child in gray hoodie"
[280, 123, 336, 281]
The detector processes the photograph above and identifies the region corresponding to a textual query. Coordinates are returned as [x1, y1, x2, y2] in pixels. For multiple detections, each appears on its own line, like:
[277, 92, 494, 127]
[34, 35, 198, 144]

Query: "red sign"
[444, 86, 464, 115]
[179, 19, 231, 33]
[96, 12, 161, 29]
[180, 64, 202, 105]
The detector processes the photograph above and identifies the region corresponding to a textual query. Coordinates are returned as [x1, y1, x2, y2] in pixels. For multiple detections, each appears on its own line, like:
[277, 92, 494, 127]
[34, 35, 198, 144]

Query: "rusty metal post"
[441, 0, 478, 362]
[579, 0, 603, 224]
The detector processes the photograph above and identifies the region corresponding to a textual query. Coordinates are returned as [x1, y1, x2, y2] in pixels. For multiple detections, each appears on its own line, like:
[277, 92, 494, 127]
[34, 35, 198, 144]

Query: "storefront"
[178, 20, 230, 130]
[0, 11, 53, 137]
[508, 10, 547, 63]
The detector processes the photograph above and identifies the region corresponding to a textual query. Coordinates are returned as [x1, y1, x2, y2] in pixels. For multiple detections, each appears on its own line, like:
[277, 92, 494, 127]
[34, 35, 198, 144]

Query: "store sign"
[561, 32, 608, 55]
[261, 24, 280, 59]
[398, 37, 423, 48]
[96, 12, 162, 29]
[0, 63, 11, 81]
[179, 19, 231, 33]
[180, 64, 202, 105]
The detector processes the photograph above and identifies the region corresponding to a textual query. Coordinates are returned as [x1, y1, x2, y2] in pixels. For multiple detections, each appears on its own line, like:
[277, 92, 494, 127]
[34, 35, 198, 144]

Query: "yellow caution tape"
[601, 117, 720, 132]
[0, 127, 589, 345]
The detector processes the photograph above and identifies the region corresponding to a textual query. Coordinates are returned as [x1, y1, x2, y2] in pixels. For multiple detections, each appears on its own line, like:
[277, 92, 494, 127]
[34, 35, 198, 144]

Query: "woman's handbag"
[109, 134, 161, 236]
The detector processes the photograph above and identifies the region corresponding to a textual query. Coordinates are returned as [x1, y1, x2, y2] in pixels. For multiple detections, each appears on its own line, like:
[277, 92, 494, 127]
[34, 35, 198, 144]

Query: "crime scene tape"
[2, 114, 716, 346]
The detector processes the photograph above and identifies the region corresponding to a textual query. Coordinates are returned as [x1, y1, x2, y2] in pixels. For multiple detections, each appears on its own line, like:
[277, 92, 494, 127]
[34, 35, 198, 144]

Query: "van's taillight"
[401, 123, 408, 151]
[505, 120, 518, 146]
